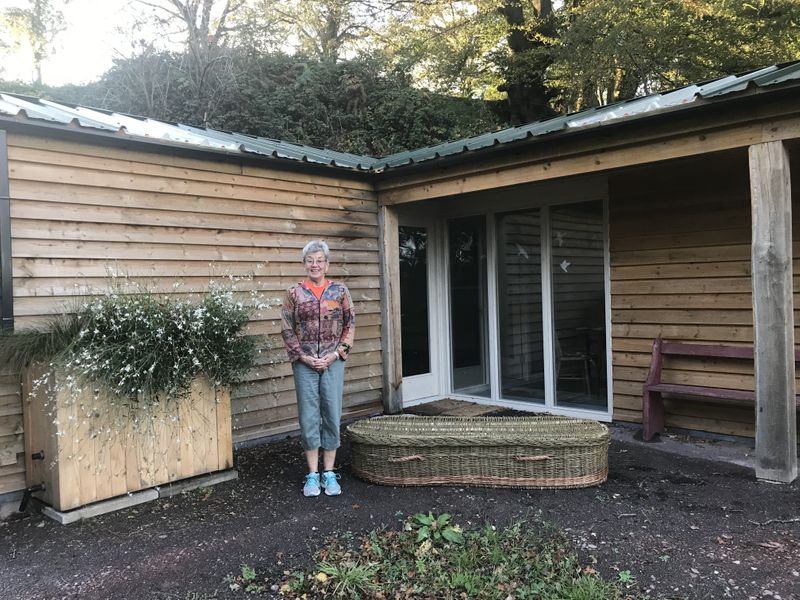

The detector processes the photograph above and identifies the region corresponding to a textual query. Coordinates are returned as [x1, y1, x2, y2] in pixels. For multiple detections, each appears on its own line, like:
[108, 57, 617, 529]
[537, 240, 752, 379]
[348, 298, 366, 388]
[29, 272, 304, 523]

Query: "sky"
[1, 0, 139, 85]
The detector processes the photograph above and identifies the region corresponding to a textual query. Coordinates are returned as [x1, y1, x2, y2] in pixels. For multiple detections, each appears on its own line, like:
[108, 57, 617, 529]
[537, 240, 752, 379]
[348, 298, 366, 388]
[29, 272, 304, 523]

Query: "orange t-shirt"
[304, 279, 328, 301]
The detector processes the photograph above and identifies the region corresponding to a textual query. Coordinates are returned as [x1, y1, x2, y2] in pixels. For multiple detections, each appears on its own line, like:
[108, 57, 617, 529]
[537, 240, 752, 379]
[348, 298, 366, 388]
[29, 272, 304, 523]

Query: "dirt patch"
[1, 432, 798, 600]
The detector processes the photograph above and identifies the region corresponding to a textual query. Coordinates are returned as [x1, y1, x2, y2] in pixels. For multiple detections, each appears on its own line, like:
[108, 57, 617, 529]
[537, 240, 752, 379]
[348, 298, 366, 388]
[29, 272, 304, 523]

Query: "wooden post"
[378, 204, 403, 414]
[749, 140, 797, 483]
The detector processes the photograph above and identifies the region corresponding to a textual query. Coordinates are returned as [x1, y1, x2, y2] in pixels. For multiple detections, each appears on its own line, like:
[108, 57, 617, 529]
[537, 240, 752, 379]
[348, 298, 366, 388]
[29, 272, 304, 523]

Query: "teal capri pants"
[292, 358, 345, 451]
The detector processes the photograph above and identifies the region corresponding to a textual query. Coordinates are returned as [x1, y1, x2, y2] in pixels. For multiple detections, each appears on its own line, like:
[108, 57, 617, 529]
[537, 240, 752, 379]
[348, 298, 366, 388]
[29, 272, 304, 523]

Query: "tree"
[66, 51, 500, 154]
[2, 0, 70, 85]
[377, 1, 559, 124]
[124, 1, 252, 124]
[551, 0, 800, 112]
[244, 0, 391, 62]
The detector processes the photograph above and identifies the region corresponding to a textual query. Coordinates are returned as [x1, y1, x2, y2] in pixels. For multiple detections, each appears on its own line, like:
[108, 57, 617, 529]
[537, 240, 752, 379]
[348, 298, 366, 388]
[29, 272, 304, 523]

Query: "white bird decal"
[560, 259, 571, 273]
[515, 243, 529, 259]
[554, 230, 565, 247]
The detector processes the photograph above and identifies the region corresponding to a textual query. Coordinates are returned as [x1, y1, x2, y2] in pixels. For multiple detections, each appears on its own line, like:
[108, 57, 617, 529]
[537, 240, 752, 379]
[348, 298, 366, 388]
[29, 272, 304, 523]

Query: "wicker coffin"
[348, 415, 609, 489]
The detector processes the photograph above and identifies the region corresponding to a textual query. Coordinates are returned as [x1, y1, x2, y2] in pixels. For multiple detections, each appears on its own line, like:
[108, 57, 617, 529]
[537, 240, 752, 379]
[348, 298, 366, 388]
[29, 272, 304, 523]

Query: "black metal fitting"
[18, 484, 45, 512]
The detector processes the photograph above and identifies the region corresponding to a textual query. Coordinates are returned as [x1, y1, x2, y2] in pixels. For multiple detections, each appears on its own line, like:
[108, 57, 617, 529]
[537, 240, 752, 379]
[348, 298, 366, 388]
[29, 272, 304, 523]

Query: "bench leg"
[642, 389, 665, 441]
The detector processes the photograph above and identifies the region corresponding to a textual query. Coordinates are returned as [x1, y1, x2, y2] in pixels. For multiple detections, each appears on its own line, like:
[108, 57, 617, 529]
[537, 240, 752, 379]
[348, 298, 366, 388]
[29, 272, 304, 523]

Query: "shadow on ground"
[1, 429, 798, 600]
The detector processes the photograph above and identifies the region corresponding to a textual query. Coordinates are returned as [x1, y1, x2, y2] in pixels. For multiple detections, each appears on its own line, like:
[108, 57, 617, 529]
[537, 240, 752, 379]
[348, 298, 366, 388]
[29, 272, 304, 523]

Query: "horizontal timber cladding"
[608, 150, 800, 438]
[0, 133, 382, 496]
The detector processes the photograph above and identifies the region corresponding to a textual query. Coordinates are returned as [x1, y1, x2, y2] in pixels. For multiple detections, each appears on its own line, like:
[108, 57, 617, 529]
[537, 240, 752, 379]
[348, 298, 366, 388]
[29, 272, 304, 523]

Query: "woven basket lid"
[347, 415, 609, 447]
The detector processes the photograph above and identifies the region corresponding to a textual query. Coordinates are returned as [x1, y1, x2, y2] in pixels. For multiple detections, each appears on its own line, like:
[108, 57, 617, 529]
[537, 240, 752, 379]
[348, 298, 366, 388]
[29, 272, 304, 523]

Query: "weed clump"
[275, 513, 639, 599]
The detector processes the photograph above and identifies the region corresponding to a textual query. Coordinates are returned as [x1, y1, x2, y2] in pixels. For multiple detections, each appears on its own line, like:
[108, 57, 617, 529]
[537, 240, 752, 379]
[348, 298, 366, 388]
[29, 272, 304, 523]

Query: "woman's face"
[303, 250, 329, 283]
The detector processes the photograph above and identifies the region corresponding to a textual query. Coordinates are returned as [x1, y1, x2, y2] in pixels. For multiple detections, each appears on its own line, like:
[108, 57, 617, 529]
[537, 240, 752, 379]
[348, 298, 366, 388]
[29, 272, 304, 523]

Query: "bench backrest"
[660, 340, 800, 362]
[645, 338, 800, 387]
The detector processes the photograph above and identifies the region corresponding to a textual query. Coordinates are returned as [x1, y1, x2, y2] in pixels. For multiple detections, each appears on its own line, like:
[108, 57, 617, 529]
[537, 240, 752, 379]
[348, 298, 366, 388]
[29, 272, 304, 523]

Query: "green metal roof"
[1, 60, 799, 173]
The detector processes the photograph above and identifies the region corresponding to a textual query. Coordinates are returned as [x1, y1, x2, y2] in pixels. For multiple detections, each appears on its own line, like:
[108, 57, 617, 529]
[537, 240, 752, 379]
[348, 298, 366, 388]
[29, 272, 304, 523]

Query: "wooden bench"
[642, 338, 800, 441]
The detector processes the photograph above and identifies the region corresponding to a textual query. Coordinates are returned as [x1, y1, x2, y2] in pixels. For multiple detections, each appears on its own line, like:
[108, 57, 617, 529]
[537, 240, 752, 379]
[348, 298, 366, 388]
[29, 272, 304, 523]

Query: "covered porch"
[375, 90, 800, 483]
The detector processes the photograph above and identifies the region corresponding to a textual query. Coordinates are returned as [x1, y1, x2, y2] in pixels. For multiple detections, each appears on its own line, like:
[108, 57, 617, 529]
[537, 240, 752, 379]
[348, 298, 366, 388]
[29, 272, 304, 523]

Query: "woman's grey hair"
[302, 240, 330, 261]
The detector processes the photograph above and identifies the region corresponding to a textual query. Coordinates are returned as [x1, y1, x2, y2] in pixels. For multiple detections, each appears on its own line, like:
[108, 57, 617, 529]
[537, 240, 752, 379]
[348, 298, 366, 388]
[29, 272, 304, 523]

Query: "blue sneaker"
[303, 472, 321, 497]
[321, 471, 341, 496]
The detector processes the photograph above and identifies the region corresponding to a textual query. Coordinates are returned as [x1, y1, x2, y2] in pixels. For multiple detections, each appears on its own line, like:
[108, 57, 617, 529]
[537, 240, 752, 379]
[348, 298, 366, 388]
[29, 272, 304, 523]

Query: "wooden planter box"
[22, 365, 233, 512]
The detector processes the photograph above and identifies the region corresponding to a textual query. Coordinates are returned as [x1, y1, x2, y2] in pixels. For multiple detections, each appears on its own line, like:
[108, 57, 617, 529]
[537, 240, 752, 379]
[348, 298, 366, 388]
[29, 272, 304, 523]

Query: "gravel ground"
[1, 426, 798, 600]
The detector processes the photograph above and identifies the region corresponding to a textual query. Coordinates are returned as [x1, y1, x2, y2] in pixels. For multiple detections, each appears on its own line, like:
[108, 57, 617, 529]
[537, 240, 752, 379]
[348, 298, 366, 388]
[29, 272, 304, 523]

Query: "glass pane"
[448, 216, 490, 397]
[551, 200, 607, 409]
[399, 226, 430, 377]
[497, 210, 545, 403]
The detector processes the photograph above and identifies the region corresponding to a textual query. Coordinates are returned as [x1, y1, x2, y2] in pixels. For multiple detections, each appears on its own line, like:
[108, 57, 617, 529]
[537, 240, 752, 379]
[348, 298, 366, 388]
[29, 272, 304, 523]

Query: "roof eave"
[0, 114, 376, 181]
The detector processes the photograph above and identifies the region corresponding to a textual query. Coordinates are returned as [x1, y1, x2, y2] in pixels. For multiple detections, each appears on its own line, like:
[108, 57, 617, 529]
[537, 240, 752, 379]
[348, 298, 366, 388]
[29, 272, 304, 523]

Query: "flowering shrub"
[2, 282, 263, 403]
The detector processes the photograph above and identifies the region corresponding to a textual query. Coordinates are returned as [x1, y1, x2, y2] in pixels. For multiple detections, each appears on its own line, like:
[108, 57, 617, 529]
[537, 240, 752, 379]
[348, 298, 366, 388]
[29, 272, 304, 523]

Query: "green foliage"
[409, 511, 465, 545]
[273, 515, 643, 599]
[226, 564, 266, 594]
[1, 280, 262, 403]
[551, 0, 800, 110]
[0, 313, 83, 371]
[318, 560, 380, 598]
[617, 569, 635, 584]
[2, 0, 798, 149]
[52, 52, 500, 155]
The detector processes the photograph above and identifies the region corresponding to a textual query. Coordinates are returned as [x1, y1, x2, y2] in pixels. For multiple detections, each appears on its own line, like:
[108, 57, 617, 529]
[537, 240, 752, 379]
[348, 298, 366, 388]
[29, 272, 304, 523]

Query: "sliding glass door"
[448, 216, 491, 398]
[443, 198, 609, 416]
[496, 210, 545, 403]
[550, 201, 607, 409]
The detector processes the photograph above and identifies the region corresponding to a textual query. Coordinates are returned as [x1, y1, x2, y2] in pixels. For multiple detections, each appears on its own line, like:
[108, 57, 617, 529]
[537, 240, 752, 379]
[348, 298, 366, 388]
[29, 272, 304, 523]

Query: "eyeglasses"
[304, 259, 327, 266]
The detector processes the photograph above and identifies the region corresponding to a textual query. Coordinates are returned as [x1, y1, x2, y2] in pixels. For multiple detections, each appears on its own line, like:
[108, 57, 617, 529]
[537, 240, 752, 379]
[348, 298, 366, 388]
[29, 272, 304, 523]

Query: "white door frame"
[398, 216, 442, 405]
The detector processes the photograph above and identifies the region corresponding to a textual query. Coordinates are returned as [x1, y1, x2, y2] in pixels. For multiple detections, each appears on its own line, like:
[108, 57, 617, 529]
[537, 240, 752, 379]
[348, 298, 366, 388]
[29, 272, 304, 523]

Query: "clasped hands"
[301, 353, 338, 372]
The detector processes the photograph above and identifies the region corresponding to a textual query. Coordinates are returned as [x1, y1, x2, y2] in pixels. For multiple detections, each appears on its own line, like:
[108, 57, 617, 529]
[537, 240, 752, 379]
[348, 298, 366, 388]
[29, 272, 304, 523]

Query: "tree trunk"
[497, 0, 556, 125]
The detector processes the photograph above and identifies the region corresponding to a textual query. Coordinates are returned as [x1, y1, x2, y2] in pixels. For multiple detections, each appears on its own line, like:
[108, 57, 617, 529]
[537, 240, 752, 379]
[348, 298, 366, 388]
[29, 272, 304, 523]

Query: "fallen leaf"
[756, 541, 785, 550]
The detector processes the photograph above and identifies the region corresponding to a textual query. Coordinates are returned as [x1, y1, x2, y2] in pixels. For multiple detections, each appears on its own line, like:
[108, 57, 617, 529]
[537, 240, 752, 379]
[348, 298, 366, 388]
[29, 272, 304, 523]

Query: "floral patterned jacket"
[281, 280, 355, 362]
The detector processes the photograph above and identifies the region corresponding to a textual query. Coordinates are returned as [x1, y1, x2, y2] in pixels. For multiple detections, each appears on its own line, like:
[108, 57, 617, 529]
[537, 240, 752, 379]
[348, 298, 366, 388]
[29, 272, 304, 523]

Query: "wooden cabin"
[2, 61, 799, 504]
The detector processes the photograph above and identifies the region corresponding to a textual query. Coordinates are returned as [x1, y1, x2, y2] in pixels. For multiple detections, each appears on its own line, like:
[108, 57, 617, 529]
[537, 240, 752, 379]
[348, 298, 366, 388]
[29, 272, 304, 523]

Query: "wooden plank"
[8, 145, 376, 200]
[75, 393, 98, 508]
[0, 472, 25, 494]
[611, 261, 752, 281]
[173, 395, 191, 481]
[612, 308, 754, 326]
[611, 323, 754, 343]
[231, 388, 382, 432]
[232, 374, 385, 412]
[11, 239, 379, 263]
[750, 140, 797, 482]
[107, 412, 128, 499]
[612, 277, 753, 295]
[611, 227, 750, 253]
[13, 257, 380, 278]
[12, 275, 380, 297]
[124, 406, 143, 495]
[378, 205, 401, 414]
[12, 215, 379, 247]
[216, 386, 233, 470]
[611, 294, 756, 310]
[9, 162, 374, 211]
[611, 243, 761, 266]
[92, 403, 114, 507]
[376, 113, 800, 204]
[0, 436, 23, 466]
[10, 201, 379, 237]
[231, 374, 384, 414]
[14, 296, 382, 321]
[8, 133, 375, 192]
[0, 414, 23, 438]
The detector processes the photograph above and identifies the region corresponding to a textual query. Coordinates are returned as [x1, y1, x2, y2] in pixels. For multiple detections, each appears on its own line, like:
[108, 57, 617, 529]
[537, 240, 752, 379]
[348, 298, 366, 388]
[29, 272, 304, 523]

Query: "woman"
[281, 240, 355, 497]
